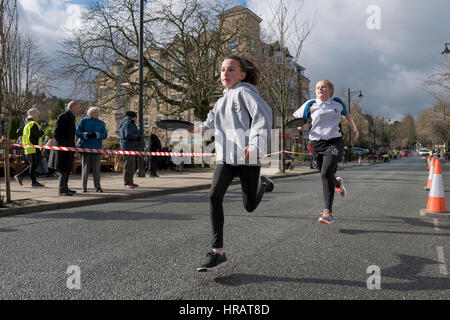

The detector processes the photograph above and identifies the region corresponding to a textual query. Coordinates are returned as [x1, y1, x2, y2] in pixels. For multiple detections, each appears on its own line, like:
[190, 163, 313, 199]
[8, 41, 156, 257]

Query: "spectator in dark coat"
[149, 126, 162, 177]
[120, 111, 141, 189]
[48, 101, 81, 196]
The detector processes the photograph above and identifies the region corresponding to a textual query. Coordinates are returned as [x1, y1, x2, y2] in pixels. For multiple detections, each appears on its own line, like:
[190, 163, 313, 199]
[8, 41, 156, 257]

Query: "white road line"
[433, 218, 440, 231]
[436, 246, 448, 276]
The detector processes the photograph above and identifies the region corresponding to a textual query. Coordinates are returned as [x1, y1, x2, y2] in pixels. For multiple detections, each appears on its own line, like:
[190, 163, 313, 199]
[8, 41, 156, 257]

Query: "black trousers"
[209, 164, 266, 249]
[150, 156, 159, 175]
[312, 138, 344, 212]
[16, 153, 40, 183]
[316, 153, 340, 211]
[58, 171, 70, 193]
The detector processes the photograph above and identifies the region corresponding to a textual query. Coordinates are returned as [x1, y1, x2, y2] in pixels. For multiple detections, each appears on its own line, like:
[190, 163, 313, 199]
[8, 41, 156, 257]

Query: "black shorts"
[311, 137, 344, 159]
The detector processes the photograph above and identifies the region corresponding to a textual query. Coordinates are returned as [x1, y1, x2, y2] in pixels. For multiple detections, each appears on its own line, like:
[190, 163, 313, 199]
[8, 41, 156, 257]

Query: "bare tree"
[1, 34, 54, 118]
[255, 0, 313, 173]
[60, 0, 242, 120]
[423, 57, 450, 146]
[0, 0, 19, 120]
[423, 58, 450, 104]
[0, 0, 54, 126]
[398, 114, 416, 149]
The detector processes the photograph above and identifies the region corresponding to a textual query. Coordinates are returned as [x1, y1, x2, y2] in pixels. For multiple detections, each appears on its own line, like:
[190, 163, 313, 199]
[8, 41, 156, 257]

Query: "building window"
[149, 56, 158, 68]
[228, 37, 238, 50]
[251, 40, 256, 52]
[144, 117, 149, 128]
[286, 57, 293, 69]
[275, 52, 282, 64]
[287, 98, 293, 108]
[99, 87, 107, 99]
[289, 79, 294, 89]
[172, 94, 183, 102]
[115, 62, 124, 76]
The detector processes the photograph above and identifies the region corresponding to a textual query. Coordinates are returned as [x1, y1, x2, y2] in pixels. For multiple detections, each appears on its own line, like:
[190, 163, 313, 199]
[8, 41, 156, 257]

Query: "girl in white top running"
[294, 79, 359, 224]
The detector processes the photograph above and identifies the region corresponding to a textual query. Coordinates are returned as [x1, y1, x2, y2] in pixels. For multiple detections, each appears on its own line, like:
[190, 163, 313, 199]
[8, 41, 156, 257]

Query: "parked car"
[400, 150, 408, 157]
[351, 147, 368, 155]
[417, 148, 430, 157]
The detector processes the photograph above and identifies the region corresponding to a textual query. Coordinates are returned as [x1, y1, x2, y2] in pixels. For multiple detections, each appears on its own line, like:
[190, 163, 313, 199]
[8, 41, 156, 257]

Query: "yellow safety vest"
[22, 120, 42, 155]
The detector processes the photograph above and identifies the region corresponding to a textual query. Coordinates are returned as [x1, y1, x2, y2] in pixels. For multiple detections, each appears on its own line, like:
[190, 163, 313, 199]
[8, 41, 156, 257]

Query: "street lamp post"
[347, 88, 363, 149]
[434, 104, 447, 121]
[442, 42, 450, 55]
[136, 0, 146, 177]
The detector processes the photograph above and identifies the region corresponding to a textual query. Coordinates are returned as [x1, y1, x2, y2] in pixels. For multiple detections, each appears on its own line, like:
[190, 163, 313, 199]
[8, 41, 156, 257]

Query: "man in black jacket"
[149, 126, 162, 177]
[120, 111, 141, 189]
[48, 101, 81, 196]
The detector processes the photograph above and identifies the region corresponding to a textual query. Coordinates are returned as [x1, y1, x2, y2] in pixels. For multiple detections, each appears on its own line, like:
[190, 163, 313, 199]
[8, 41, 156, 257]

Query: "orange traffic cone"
[420, 159, 449, 217]
[424, 157, 435, 191]
[358, 156, 362, 165]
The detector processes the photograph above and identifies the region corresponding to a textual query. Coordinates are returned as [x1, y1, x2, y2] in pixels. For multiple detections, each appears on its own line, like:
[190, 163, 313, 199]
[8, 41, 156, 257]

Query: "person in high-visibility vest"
[14, 107, 45, 187]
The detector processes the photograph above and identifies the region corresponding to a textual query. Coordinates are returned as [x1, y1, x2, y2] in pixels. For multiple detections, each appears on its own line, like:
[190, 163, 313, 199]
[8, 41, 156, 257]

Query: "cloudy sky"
[17, 0, 450, 121]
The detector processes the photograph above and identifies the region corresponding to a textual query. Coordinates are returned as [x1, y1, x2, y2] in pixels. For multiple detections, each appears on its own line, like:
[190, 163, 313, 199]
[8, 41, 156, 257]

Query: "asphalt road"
[0, 156, 449, 300]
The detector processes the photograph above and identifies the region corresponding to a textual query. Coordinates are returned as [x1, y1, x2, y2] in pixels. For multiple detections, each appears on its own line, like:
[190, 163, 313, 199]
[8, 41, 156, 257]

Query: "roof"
[219, 5, 262, 23]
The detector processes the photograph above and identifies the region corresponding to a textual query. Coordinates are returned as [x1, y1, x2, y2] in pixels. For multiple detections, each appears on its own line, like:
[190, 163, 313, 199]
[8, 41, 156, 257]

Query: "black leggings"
[16, 153, 40, 183]
[209, 164, 266, 248]
[316, 153, 340, 212]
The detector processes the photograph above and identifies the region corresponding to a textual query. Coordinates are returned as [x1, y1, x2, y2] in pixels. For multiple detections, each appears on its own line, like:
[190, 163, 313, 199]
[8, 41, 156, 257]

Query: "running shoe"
[260, 175, 274, 192]
[318, 209, 334, 224]
[197, 251, 228, 272]
[335, 177, 346, 198]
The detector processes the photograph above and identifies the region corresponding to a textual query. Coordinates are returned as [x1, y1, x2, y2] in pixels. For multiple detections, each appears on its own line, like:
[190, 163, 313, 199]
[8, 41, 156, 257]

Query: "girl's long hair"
[224, 55, 260, 86]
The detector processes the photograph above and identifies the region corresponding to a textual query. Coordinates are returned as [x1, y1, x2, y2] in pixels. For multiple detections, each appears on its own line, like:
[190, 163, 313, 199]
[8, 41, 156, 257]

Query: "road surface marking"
[433, 218, 440, 231]
[436, 246, 448, 276]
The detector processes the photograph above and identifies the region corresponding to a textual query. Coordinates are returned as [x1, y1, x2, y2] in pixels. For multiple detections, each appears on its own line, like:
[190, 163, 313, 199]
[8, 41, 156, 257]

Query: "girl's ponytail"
[224, 55, 260, 86]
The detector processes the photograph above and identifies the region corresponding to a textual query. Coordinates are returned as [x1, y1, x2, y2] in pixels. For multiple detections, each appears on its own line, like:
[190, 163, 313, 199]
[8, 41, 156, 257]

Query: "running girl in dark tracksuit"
[294, 79, 359, 224]
[196, 55, 273, 272]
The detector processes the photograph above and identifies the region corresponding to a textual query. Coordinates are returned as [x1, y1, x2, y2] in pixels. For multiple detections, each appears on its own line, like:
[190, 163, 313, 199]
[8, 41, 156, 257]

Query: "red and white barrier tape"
[265, 150, 309, 156]
[11, 144, 309, 158]
[11, 144, 215, 157]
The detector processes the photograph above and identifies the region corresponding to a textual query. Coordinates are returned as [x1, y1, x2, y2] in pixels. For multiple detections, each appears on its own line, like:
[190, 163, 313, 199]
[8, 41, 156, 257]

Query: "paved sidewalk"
[0, 161, 369, 217]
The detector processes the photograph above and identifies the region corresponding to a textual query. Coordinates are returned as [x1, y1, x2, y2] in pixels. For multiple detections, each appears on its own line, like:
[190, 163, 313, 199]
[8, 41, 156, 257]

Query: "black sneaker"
[197, 251, 228, 272]
[59, 191, 74, 196]
[31, 181, 45, 187]
[260, 175, 274, 192]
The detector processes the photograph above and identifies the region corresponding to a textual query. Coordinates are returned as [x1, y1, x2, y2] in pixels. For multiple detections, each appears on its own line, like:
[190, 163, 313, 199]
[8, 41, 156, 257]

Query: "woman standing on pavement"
[195, 55, 273, 272]
[76, 107, 108, 192]
[293, 79, 359, 224]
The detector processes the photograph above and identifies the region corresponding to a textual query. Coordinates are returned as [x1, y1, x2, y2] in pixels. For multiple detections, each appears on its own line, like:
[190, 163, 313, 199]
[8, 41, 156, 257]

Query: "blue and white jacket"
[76, 116, 108, 149]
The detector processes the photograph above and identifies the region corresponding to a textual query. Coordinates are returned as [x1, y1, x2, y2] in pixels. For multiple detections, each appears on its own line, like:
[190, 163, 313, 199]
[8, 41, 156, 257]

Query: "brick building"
[97, 5, 310, 148]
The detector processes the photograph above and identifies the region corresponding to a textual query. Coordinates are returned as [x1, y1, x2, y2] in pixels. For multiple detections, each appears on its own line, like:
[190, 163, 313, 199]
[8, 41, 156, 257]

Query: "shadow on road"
[23, 210, 195, 222]
[339, 229, 450, 237]
[213, 254, 450, 292]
